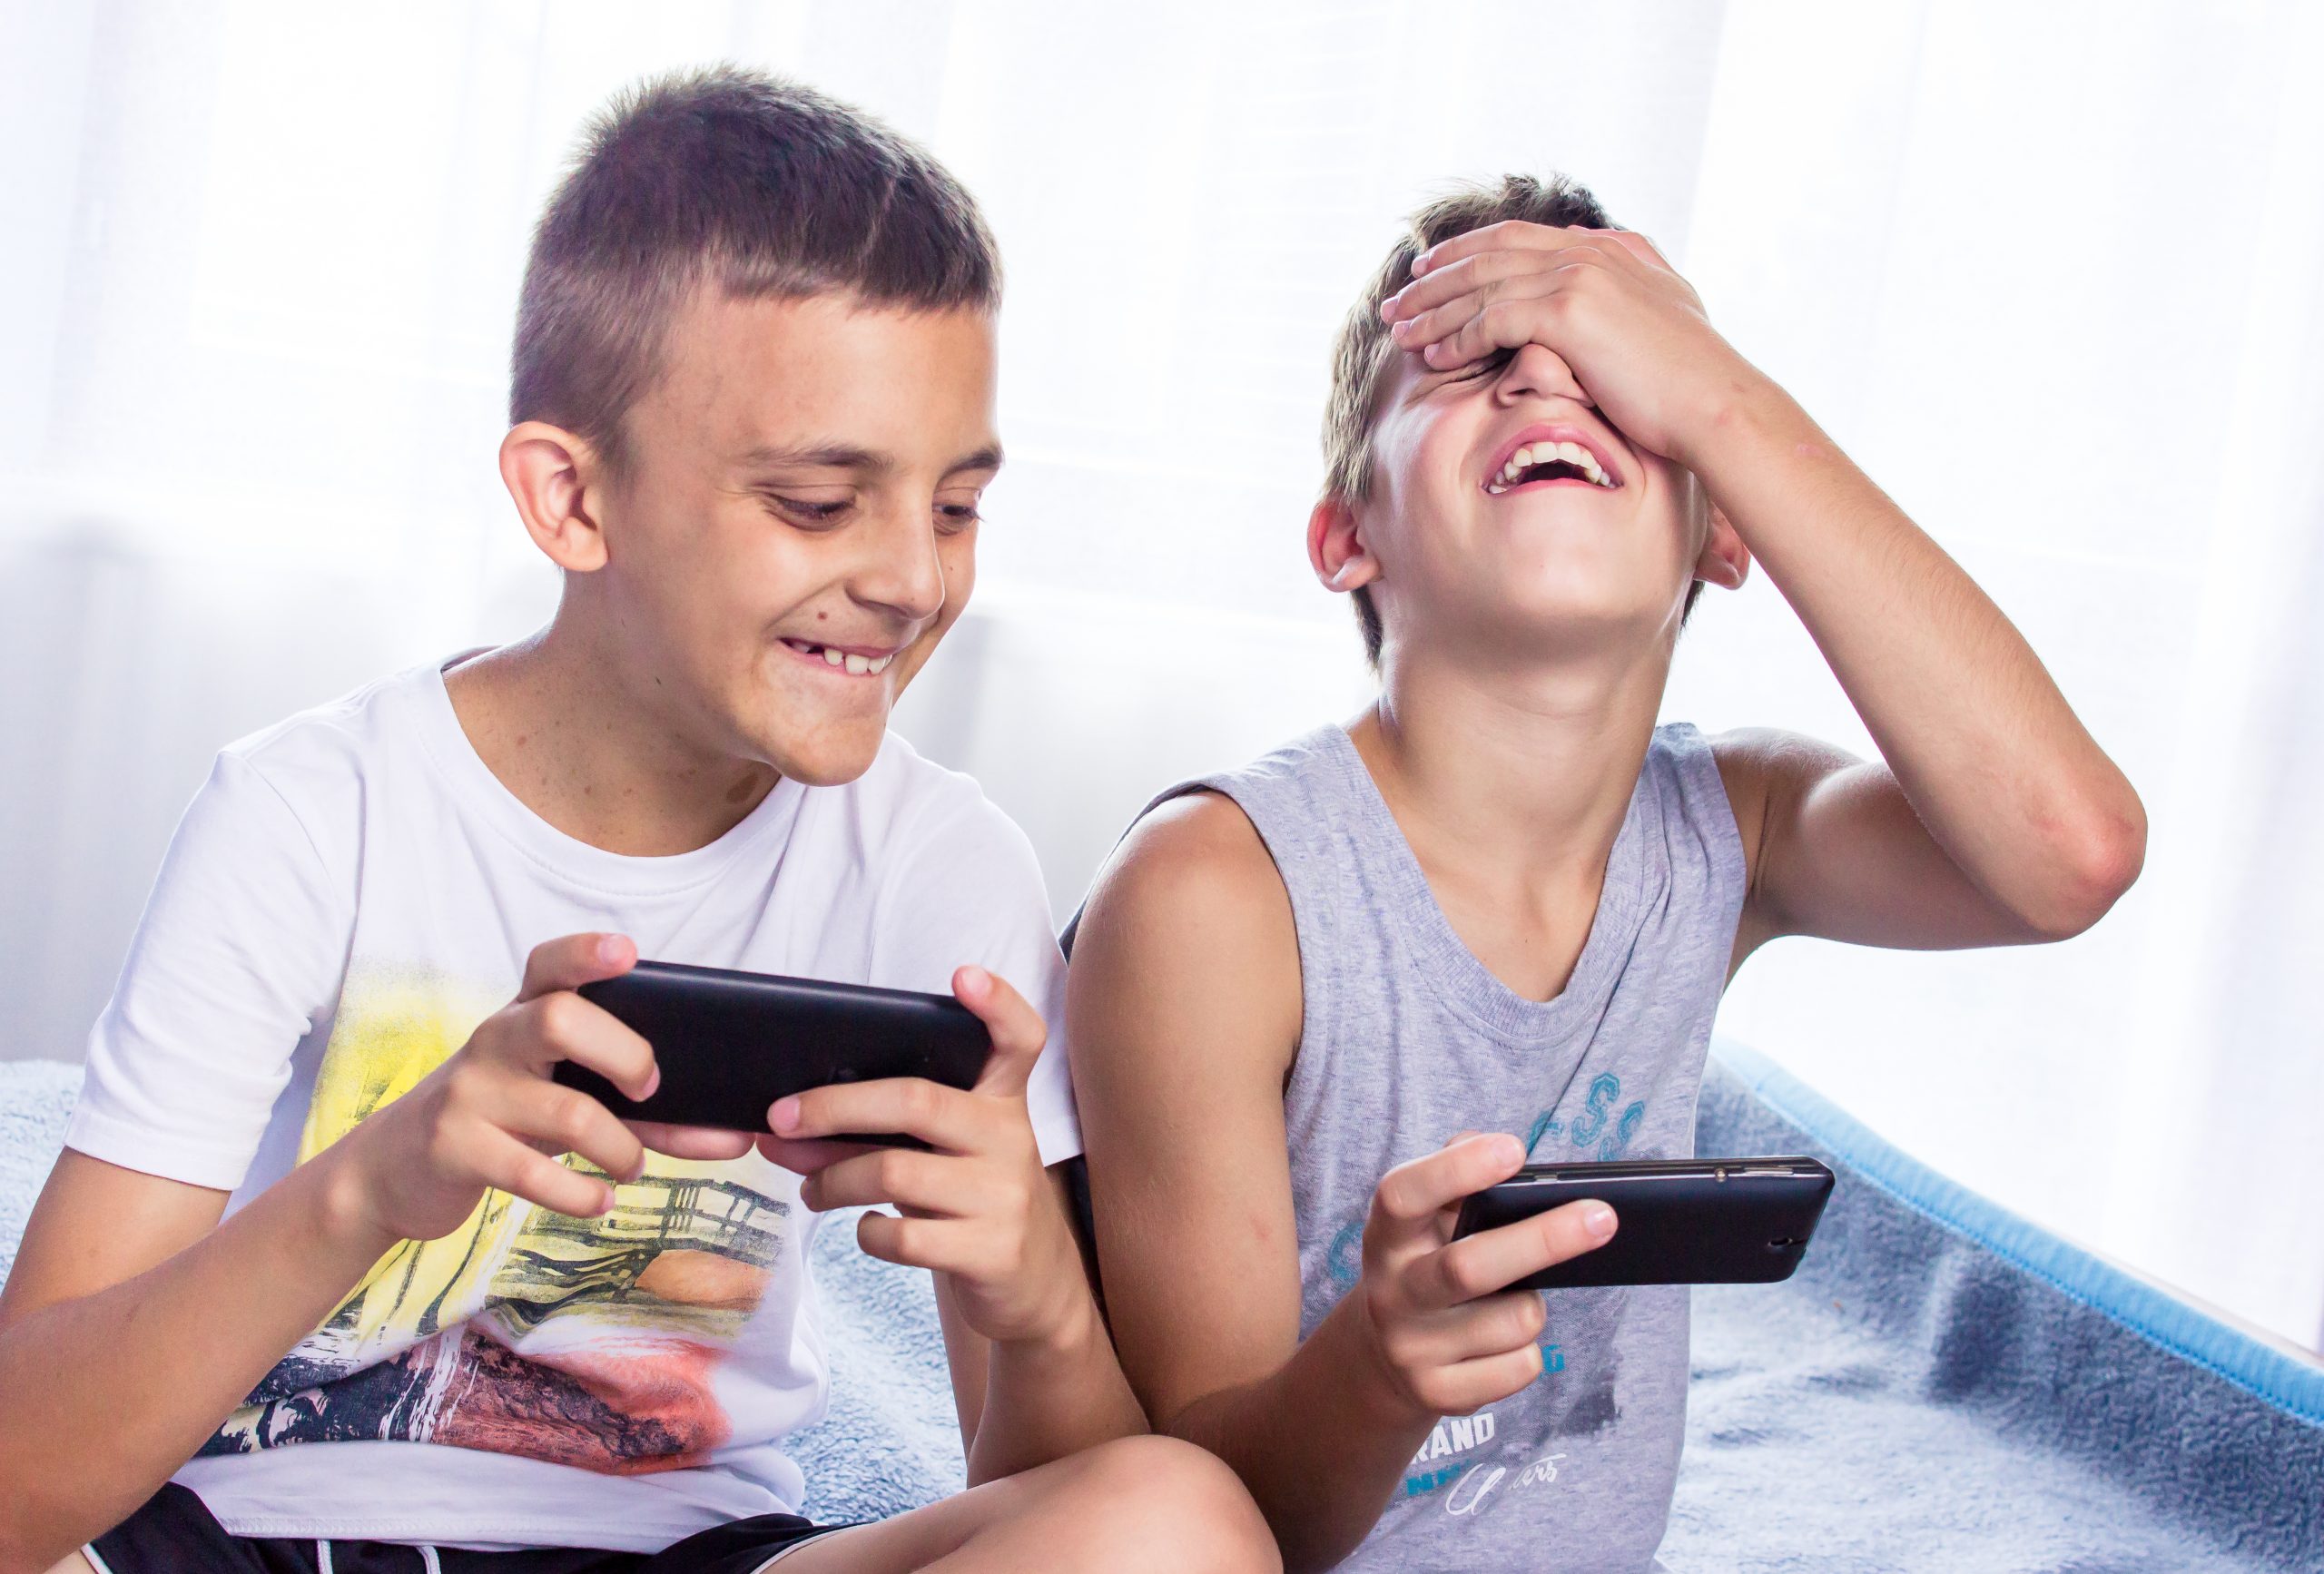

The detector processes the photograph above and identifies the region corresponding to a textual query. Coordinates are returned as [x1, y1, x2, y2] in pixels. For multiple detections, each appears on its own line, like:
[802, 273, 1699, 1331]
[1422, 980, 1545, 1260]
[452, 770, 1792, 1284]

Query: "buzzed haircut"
[511, 64, 1000, 474]
[1322, 174, 1699, 666]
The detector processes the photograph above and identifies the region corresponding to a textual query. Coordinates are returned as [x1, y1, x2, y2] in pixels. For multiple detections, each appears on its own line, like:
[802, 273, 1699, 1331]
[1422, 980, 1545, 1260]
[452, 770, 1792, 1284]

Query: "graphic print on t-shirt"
[202, 964, 792, 1474]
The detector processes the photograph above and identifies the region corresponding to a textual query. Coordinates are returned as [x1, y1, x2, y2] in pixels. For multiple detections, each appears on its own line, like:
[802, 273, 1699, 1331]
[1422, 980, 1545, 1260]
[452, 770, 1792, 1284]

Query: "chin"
[763, 724, 888, 787]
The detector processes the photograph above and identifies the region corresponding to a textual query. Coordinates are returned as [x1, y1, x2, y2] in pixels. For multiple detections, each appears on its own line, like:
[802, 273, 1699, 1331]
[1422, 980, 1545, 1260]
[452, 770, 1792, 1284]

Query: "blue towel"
[4, 1049, 2318, 1569]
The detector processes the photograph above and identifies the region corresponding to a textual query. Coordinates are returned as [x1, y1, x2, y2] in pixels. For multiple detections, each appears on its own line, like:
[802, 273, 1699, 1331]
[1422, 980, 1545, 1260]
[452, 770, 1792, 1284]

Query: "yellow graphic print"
[294, 973, 516, 1365]
[206, 966, 793, 1473]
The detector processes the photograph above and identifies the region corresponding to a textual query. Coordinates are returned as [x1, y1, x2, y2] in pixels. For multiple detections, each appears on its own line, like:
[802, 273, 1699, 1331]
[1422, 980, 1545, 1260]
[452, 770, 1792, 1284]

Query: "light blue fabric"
[5, 1050, 2320, 1569]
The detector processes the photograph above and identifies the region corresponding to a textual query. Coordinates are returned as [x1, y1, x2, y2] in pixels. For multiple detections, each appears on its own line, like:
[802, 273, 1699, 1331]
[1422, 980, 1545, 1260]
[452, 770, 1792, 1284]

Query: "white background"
[2, 0, 2319, 1353]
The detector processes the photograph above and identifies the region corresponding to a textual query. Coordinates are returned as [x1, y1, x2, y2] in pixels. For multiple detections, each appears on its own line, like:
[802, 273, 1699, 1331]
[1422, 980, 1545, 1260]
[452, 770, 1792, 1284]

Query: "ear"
[1308, 495, 1382, 595]
[499, 421, 611, 573]
[1692, 499, 1750, 592]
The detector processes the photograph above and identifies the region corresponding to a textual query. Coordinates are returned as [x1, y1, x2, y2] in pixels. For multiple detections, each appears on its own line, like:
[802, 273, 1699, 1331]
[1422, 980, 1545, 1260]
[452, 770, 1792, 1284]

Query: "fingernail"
[595, 1185, 615, 1216]
[598, 935, 625, 965]
[770, 1097, 800, 1134]
[639, 1067, 660, 1100]
[960, 965, 989, 996]
[1492, 1135, 1524, 1166]
[1584, 1205, 1617, 1239]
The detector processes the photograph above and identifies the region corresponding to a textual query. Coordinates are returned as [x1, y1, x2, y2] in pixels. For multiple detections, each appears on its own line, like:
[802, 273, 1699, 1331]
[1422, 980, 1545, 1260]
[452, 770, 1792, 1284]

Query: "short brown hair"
[1322, 174, 1698, 664]
[511, 65, 1000, 474]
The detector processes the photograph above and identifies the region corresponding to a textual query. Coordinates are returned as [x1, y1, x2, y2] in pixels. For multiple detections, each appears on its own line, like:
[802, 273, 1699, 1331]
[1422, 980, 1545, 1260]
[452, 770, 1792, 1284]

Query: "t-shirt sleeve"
[875, 787, 1081, 1166]
[64, 750, 350, 1191]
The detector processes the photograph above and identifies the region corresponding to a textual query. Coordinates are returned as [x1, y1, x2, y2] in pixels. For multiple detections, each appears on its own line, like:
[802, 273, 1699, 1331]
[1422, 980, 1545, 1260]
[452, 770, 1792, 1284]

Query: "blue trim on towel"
[1710, 1038, 2324, 1429]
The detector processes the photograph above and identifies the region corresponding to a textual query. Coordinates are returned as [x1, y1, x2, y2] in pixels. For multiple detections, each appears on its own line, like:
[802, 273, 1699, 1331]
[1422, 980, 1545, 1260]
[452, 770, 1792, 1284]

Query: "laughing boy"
[1066, 175, 2144, 1572]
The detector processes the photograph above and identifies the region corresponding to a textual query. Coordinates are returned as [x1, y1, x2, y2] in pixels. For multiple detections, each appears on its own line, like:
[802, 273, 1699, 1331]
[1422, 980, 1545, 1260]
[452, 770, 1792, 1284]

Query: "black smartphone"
[553, 959, 992, 1139]
[1451, 1156, 1835, 1289]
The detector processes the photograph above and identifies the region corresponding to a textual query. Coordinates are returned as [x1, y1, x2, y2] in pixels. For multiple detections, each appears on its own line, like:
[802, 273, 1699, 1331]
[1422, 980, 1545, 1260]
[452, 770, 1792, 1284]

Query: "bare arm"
[764, 968, 1146, 1488]
[1695, 395, 2145, 954]
[0, 1150, 389, 1573]
[1381, 221, 2144, 954]
[1069, 795, 1610, 1573]
[930, 1166, 1148, 1484]
[0, 933, 748, 1572]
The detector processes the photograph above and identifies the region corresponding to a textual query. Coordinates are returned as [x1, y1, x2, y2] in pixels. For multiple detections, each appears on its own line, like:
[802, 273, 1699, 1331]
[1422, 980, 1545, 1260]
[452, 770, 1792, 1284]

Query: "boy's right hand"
[321, 933, 753, 1249]
[1351, 1133, 1618, 1420]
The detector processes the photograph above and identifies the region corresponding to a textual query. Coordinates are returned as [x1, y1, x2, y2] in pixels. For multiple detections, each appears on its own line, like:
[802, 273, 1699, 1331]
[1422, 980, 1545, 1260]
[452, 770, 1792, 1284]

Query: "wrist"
[1670, 359, 1799, 478]
[298, 1141, 401, 1267]
[1325, 1287, 1434, 1432]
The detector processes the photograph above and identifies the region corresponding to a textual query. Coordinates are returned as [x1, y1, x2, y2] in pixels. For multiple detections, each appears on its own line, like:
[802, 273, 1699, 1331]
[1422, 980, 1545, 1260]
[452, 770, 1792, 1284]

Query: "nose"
[1493, 342, 1591, 408]
[848, 500, 949, 626]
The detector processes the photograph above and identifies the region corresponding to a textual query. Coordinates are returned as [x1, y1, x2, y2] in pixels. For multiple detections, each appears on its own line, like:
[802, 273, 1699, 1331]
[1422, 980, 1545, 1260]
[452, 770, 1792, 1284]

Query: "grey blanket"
[4, 1047, 2319, 1569]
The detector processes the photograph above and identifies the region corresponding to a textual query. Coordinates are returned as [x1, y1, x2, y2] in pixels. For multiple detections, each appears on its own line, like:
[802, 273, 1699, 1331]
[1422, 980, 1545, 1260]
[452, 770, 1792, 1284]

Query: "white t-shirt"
[64, 653, 1079, 1552]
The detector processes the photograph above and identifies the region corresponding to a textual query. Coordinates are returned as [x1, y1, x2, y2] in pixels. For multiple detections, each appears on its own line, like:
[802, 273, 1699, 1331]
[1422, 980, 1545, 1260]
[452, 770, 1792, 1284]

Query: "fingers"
[518, 932, 635, 1002]
[504, 989, 657, 1101]
[628, 1120, 755, 1162]
[1419, 287, 1581, 370]
[768, 1076, 983, 1153]
[1367, 1134, 1525, 1258]
[1411, 220, 1592, 278]
[1419, 1343, 1551, 1417]
[1392, 271, 1565, 360]
[1379, 1289, 1548, 1369]
[852, 1209, 1032, 1281]
[955, 965, 1043, 1098]
[799, 1146, 1006, 1218]
[1406, 1198, 1617, 1310]
[756, 1132, 887, 1175]
[475, 1128, 618, 1218]
[1382, 246, 1551, 325]
[500, 1078, 647, 1185]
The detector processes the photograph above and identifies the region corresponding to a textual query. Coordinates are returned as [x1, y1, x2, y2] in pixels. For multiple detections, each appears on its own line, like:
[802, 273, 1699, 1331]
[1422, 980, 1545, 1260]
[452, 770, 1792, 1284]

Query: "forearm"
[960, 1290, 1149, 1484]
[1687, 384, 2144, 930]
[1160, 1297, 1433, 1574]
[0, 1153, 390, 1569]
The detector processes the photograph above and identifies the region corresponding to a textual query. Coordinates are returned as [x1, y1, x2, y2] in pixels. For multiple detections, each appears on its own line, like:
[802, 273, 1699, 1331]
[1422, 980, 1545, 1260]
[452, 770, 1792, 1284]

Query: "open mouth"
[780, 638, 895, 677]
[1485, 439, 1619, 495]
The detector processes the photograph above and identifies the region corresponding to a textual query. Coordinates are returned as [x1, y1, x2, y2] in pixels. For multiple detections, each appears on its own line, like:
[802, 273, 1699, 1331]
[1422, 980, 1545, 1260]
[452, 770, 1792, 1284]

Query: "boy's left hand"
[1380, 221, 1767, 466]
[757, 966, 1087, 1352]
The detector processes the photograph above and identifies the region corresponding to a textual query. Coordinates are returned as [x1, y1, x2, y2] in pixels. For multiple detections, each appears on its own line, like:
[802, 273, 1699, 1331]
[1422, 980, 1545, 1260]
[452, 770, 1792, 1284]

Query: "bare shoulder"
[1068, 790, 1302, 1083]
[1709, 727, 1863, 855]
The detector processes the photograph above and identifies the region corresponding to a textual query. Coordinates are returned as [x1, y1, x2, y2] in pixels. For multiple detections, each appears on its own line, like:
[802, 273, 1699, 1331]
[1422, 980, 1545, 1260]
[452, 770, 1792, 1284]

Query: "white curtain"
[3, 0, 2318, 1353]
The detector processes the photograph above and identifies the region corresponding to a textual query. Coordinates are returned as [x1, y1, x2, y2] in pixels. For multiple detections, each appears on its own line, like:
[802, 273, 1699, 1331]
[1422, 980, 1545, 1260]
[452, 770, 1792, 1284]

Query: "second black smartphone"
[555, 959, 992, 1138]
[1452, 1156, 1836, 1289]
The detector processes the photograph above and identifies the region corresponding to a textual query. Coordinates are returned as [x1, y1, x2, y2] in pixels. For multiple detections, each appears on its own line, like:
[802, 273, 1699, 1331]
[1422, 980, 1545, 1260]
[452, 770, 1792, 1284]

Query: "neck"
[1350, 631, 1673, 891]
[444, 613, 780, 857]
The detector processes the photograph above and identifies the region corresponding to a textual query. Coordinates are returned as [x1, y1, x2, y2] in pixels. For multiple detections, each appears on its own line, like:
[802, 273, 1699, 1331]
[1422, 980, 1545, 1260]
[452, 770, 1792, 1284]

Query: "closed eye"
[1450, 347, 1517, 384]
[763, 494, 853, 527]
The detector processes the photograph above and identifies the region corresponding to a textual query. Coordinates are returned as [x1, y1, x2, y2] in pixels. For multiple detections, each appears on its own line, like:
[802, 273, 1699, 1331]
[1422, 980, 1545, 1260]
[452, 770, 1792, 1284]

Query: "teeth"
[794, 640, 896, 675]
[1490, 438, 1615, 491]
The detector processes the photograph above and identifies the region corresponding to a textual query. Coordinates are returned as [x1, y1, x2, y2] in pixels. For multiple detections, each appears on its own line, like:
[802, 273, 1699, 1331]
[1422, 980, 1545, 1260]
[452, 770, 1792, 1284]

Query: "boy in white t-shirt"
[0, 68, 1273, 1574]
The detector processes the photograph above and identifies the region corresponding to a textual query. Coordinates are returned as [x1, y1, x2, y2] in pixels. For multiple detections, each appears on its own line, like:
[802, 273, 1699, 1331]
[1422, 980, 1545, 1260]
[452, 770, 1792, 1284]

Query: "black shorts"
[87, 1483, 851, 1574]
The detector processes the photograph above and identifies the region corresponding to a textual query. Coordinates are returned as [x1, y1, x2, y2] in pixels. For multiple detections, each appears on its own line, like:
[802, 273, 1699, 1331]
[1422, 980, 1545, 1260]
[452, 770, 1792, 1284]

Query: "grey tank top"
[1148, 722, 1746, 1573]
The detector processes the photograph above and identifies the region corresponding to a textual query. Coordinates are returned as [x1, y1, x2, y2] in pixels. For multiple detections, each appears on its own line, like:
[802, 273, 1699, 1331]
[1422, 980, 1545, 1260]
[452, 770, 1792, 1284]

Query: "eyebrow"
[736, 441, 1005, 477]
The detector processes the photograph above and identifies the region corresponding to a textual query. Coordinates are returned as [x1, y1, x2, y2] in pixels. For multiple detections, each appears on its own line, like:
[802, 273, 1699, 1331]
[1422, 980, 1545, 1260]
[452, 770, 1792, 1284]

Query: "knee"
[1068, 1435, 1279, 1574]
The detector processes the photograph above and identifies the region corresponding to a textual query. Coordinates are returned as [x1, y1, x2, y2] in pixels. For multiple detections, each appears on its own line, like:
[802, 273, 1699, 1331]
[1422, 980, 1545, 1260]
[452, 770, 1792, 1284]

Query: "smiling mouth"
[1485, 439, 1620, 495]
[780, 638, 895, 677]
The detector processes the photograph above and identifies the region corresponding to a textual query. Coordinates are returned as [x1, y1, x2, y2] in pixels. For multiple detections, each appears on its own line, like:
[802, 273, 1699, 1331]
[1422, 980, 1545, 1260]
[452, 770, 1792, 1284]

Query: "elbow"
[2021, 792, 2147, 940]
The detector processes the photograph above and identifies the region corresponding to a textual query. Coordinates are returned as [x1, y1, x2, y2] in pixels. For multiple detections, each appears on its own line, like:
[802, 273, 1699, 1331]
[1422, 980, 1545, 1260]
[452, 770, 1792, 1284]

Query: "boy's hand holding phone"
[762, 966, 1091, 1352]
[318, 932, 753, 1251]
[1378, 220, 1773, 467]
[1347, 1132, 1616, 1421]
